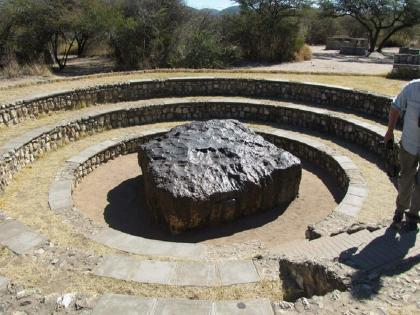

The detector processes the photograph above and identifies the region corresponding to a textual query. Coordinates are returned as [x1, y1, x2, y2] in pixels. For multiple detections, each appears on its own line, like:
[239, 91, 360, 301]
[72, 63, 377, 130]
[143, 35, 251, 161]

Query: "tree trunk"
[376, 25, 410, 53]
[76, 34, 88, 57]
[50, 33, 75, 71]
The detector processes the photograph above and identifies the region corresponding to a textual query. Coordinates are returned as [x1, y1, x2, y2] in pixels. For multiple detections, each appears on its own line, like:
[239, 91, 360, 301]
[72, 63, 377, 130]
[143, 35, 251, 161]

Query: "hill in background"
[195, 5, 240, 16]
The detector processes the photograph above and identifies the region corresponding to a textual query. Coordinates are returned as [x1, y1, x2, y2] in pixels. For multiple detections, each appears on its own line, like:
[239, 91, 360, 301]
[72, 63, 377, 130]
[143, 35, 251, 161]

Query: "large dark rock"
[138, 119, 302, 234]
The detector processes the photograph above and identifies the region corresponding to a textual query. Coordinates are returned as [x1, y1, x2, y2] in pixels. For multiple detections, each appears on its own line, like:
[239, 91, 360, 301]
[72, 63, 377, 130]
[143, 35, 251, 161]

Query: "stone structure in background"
[392, 48, 420, 79]
[326, 36, 368, 56]
[138, 119, 302, 234]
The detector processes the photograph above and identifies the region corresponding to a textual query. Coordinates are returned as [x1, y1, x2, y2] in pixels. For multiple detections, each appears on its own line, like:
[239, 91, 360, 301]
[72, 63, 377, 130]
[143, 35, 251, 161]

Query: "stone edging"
[49, 127, 366, 260]
[0, 219, 47, 255]
[0, 98, 398, 194]
[0, 77, 392, 127]
[93, 256, 262, 287]
[92, 294, 274, 315]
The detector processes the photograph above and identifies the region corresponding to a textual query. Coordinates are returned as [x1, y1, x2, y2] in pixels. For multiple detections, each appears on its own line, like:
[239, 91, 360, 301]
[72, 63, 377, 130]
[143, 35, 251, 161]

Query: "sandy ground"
[73, 154, 338, 248]
[240, 46, 397, 75]
[0, 46, 407, 103]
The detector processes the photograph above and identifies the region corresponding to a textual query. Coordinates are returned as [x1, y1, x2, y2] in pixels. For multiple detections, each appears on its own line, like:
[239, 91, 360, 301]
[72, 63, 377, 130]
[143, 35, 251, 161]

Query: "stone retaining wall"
[0, 100, 399, 194]
[392, 54, 420, 79]
[0, 78, 392, 127]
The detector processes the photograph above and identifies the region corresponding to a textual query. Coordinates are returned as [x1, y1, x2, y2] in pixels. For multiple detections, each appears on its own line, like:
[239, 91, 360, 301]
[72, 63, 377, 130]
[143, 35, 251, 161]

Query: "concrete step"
[0, 220, 47, 255]
[92, 294, 274, 315]
[93, 256, 261, 287]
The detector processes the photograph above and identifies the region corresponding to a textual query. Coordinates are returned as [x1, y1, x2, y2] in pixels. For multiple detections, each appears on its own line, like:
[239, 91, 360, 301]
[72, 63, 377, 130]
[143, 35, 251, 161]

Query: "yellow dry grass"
[0, 71, 407, 105]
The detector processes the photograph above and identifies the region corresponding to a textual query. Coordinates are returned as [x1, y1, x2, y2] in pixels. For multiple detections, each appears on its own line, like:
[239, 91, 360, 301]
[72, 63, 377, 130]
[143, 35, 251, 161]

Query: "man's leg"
[394, 146, 418, 223]
[406, 159, 420, 225]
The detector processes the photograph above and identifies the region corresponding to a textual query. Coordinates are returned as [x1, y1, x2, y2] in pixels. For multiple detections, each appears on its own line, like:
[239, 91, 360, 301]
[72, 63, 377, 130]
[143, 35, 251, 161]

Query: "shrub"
[294, 44, 312, 61]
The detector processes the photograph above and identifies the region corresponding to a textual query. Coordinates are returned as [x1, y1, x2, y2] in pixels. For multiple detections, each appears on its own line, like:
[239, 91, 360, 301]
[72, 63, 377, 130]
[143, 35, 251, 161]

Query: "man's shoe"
[390, 212, 404, 229]
[402, 221, 419, 232]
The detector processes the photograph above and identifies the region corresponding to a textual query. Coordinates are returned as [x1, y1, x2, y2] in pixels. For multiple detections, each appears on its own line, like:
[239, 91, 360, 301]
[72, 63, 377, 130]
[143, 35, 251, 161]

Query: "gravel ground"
[242, 46, 397, 75]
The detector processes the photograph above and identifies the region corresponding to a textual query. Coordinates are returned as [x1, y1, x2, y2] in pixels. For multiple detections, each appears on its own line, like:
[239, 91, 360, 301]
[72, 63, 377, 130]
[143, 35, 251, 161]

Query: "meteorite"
[138, 119, 302, 234]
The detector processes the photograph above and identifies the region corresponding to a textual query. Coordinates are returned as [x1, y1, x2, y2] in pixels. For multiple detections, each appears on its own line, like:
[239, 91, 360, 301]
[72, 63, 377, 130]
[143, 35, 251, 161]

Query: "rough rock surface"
[138, 119, 302, 234]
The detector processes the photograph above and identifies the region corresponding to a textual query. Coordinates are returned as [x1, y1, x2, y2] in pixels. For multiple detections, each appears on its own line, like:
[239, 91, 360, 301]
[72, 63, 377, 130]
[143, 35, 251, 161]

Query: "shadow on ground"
[339, 227, 418, 299]
[104, 175, 291, 242]
[52, 56, 115, 77]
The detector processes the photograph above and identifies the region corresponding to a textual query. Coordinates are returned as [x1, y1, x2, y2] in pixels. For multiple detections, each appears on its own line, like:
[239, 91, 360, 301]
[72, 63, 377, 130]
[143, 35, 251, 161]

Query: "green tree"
[169, 12, 241, 68]
[230, 0, 309, 62]
[72, 0, 114, 57]
[320, 0, 420, 52]
[109, 0, 186, 70]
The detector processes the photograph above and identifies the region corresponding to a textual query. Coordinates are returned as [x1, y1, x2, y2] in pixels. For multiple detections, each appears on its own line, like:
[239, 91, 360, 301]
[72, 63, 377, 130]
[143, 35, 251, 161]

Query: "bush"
[225, 9, 305, 63]
[0, 54, 50, 78]
[294, 44, 312, 61]
[168, 14, 242, 69]
[109, 0, 186, 70]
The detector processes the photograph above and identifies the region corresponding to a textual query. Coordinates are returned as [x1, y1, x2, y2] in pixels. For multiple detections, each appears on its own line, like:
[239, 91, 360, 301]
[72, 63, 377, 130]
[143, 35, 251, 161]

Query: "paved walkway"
[0, 276, 8, 292]
[275, 227, 419, 272]
[94, 256, 261, 286]
[0, 220, 46, 255]
[92, 294, 274, 315]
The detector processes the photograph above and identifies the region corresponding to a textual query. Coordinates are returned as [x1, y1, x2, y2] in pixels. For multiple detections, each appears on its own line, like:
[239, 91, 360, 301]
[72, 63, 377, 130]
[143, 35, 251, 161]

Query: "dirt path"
[242, 46, 397, 75]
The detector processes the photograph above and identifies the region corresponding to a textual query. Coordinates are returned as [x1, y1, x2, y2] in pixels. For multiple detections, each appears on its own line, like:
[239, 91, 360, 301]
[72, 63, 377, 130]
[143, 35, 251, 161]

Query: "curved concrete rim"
[49, 127, 366, 260]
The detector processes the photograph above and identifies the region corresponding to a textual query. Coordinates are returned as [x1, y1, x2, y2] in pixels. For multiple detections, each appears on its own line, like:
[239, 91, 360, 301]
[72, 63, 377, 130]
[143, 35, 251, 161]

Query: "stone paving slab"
[0, 220, 47, 255]
[48, 179, 73, 212]
[345, 229, 420, 271]
[92, 294, 275, 315]
[217, 260, 261, 286]
[213, 299, 274, 315]
[170, 261, 218, 287]
[154, 298, 213, 315]
[92, 294, 156, 315]
[91, 228, 206, 260]
[0, 276, 8, 292]
[277, 227, 420, 273]
[93, 256, 261, 287]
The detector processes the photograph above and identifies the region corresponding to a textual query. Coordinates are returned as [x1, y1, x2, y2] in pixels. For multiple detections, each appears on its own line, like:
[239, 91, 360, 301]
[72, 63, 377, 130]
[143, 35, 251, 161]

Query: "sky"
[185, 0, 237, 10]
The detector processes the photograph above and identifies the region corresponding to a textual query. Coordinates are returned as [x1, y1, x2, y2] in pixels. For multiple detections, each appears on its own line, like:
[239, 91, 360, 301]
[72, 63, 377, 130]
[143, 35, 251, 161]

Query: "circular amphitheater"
[0, 75, 418, 314]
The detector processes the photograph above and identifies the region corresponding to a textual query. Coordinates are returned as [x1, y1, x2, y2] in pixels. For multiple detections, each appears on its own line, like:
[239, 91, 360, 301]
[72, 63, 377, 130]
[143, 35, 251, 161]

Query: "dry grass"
[294, 44, 312, 62]
[0, 58, 51, 79]
[0, 247, 282, 300]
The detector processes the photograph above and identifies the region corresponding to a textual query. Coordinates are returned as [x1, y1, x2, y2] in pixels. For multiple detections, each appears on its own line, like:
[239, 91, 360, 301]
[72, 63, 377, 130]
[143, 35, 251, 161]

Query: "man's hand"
[384, 107, 400, 145]
[384, 129, 394, 145]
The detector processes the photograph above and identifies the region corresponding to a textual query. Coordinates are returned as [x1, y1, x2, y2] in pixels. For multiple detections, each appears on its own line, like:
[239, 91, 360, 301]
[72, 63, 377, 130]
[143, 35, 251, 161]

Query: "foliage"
[168, 13, 241, 68]
[72, 0, 114, 57]
[109, 0, 186, 70]
[320, 0, 420, 52]
[4, 0, 417, 73]
[227, 0, 309, 62]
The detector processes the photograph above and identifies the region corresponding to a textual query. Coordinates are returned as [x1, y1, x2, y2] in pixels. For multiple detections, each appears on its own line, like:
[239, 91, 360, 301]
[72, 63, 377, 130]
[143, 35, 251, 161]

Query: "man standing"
[384, 79, 420, 231]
